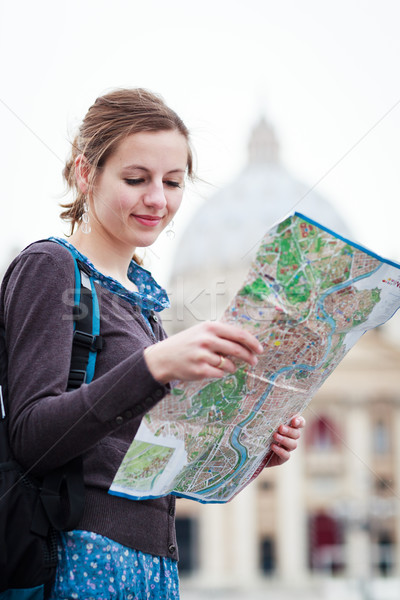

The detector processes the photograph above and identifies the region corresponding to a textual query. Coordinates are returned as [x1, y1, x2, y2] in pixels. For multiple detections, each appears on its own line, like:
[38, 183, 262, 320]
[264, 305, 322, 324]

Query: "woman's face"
[85, 130, 188, 251]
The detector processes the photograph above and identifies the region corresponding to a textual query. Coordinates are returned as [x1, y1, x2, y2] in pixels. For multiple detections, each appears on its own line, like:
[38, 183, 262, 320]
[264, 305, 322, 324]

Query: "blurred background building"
[164, 118, 400, 599]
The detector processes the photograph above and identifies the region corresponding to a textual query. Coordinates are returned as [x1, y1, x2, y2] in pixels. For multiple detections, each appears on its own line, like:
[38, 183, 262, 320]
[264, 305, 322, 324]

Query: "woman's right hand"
[143, 321, 264, 384]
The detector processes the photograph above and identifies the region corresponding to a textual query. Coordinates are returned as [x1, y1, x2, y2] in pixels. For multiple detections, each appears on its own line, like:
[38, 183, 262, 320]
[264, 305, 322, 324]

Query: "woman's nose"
[143, 182, 167, 209]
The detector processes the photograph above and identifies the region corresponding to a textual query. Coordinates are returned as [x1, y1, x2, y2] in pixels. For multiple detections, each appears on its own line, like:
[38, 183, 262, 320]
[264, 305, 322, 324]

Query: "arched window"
[306, 416, 338, 450]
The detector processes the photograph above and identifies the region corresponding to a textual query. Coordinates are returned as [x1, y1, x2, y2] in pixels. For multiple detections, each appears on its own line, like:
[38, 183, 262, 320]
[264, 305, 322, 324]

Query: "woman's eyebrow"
[166, 169, 186, 175]
[121, 165, 148, 172]
[122, 165, 186, 174]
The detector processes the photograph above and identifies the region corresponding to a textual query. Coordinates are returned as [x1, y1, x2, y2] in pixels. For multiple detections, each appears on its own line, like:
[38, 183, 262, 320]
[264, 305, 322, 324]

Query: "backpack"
[0, 240, 103, 599]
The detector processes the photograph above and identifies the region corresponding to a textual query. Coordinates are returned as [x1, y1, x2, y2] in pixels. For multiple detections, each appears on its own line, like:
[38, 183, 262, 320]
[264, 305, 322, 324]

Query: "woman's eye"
[125, 178, 144, 186]
[164, 180, 182, 188]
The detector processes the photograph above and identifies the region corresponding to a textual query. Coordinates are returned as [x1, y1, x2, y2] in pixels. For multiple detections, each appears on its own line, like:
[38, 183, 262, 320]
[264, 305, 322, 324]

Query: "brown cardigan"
[0, 241, 178, 560]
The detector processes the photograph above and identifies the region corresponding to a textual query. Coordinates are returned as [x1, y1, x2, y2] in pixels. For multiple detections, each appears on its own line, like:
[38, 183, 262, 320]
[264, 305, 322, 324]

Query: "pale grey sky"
[1, 0, 399, 283]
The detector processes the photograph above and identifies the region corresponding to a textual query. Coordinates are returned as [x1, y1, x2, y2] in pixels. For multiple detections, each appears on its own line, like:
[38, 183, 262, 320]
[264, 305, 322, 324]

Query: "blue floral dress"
[49, 531, 180, 600]
[48, 239, 179, 600]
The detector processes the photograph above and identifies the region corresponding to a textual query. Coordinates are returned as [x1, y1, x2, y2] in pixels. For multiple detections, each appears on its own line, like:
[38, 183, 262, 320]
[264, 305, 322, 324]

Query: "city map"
[110, 213, 400, 503]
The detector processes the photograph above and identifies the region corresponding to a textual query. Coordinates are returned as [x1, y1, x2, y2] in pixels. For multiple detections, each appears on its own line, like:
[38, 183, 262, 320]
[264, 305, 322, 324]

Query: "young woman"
[2, 89, 305, 599]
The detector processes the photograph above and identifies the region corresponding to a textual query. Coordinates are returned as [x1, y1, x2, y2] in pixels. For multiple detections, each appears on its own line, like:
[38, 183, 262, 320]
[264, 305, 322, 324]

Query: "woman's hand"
[144, 321, 263, 384]
[265, 415, 306, 468]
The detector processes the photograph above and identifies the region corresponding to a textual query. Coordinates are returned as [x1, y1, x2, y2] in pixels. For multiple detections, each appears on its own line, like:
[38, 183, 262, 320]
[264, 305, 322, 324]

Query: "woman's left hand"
[265, 415, 306, 468]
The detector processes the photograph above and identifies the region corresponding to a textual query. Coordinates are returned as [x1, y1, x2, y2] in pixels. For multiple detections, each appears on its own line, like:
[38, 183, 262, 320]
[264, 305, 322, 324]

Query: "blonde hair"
[61, 88, 194, 237]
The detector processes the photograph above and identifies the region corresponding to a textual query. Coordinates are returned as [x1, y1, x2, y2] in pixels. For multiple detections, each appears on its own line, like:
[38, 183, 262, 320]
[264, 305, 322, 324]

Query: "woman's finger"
[290, 415, 306, 428]
[210, 353, 237, 374]
[210, 340, 259, 367]
[277, 424, 300, 439]
[270, 444, 291, 462]
[273, 431, 298, 452]
[210, 322, 263, 355]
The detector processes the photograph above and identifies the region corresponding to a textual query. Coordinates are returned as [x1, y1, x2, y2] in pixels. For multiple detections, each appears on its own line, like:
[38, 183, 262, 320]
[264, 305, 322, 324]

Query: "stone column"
[198, 503, 227, 586]
[276, 442, 307, 582]
[393, 402, 400, 575]
[197, 483, 259, 587]
[344, 402, 371, 579]
[228, 482, 259, 585]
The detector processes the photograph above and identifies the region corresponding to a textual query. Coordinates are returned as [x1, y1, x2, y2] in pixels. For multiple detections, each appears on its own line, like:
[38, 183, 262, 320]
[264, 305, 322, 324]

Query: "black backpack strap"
[67, 260, 103, 390]
[31, 456, 85, 536]
[32, 252, 103, 536]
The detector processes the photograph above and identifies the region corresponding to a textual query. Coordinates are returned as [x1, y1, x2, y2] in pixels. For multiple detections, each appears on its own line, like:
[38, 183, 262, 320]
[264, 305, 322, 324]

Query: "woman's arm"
[3, 245, 169, 474]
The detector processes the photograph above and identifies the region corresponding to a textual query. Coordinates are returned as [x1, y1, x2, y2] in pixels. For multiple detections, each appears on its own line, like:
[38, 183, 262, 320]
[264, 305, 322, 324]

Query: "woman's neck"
[69, 229, 139, 292]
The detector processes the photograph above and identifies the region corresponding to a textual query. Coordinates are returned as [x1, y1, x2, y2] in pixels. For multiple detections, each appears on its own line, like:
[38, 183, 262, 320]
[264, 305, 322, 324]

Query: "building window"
[375, 532, 394, 576]
[260, 537, 275, 574]
[373, 420, 390, 455]
[306, 416, 338, 450]
[259, 479, 274, 491]
[175, 517, 198, 574]
[309, 512, 344, 574]
[375, 477, 393, 494]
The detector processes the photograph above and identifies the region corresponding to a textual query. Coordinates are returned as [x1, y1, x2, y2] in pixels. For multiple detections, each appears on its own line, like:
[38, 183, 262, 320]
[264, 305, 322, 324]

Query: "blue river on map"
[197, 263, 382, 496]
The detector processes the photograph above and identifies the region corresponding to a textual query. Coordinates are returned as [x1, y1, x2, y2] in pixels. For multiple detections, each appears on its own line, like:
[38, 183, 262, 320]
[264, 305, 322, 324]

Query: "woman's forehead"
[107, 130, 189, 169]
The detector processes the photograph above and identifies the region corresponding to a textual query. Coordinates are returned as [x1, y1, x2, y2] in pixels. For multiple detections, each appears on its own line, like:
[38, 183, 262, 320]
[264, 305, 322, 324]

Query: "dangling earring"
[81, 200, 91, 234]
[165, 220, 175, 239]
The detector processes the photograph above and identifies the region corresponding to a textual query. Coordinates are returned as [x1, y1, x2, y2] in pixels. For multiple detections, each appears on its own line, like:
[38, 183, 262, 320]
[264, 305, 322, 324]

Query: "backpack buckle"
[73, 330, 103, 352]
[67, 369, 87, 390]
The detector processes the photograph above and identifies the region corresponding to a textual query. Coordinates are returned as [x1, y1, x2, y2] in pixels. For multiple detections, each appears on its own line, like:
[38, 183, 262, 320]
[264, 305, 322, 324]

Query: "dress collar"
[49, 237, 170, 313]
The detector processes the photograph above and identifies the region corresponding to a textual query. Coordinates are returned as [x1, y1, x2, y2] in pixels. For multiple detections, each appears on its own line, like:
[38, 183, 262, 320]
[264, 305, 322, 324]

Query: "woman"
[3, 88, 305, 599]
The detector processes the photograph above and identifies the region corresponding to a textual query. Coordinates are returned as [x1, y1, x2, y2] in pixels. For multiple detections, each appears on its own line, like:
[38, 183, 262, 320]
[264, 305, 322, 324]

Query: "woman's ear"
[75, 154, 91, 194]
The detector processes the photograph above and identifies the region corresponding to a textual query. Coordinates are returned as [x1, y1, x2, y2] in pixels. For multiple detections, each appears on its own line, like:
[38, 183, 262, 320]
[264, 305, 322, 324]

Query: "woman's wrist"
[143, 345, 171, 385]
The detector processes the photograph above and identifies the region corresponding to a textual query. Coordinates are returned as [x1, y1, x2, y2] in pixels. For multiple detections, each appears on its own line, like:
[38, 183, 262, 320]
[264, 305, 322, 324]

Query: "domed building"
[166, 117, 351, 333]
[165, 118, 400, 596]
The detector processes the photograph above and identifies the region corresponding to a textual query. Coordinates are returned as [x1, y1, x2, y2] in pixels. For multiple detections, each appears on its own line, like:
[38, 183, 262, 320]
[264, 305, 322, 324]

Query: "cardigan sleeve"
[2, 243, 169, 474]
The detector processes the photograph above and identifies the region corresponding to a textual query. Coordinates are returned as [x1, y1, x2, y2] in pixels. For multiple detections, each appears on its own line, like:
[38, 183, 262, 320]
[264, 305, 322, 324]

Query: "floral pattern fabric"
[49, 237, 170, 316]
[49, 530, 180, 600]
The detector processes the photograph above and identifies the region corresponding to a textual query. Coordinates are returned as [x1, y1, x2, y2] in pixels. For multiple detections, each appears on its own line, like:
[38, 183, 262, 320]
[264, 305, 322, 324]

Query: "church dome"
[172, 117, 350, 277]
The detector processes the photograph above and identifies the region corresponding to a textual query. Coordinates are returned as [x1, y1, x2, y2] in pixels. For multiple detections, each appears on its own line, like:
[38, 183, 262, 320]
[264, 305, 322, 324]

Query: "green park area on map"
[112, 440, 175, 492]
[110, 213, 400, 503]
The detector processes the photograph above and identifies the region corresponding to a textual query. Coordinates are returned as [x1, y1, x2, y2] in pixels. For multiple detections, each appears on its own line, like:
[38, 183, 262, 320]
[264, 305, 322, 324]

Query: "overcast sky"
[1, 0, 399, 285]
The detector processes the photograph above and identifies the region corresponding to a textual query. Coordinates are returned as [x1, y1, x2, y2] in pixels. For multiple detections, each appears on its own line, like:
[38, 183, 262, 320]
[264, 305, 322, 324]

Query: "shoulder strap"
[32, 243, 103, 536]
[67, 259, 103, 390]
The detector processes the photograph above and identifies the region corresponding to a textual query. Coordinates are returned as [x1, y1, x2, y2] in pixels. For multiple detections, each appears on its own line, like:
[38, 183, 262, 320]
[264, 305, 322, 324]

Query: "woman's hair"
[61, 88, 194, 234]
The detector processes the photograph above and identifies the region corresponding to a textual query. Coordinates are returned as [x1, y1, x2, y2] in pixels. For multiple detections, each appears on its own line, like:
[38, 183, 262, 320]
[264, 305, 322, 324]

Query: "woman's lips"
[132, 215, 162, 227]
